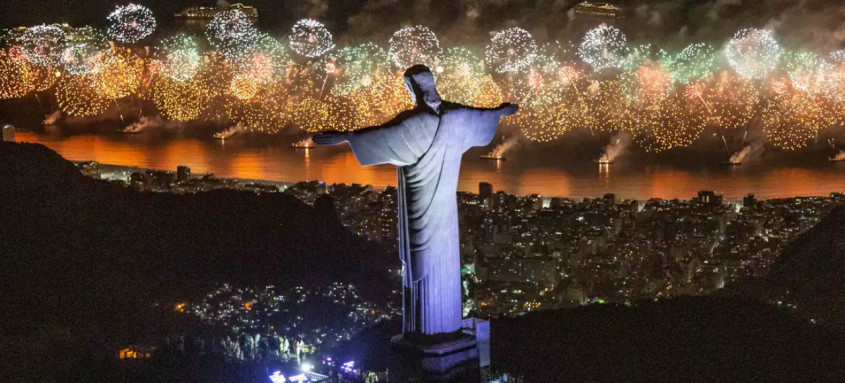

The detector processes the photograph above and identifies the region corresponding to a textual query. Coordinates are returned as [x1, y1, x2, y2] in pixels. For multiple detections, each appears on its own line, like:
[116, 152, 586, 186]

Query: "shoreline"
[75, 159, 845, 205]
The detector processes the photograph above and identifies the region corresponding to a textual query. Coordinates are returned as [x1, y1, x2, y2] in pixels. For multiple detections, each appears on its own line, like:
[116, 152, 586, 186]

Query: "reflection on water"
[15, 131, 845, 200]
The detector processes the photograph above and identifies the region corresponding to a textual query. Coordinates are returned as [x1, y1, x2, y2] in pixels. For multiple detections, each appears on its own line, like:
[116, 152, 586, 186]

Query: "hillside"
[751, 205, 845, 327]
[491, 296, 845, 382]
[0, 141, 393, 338]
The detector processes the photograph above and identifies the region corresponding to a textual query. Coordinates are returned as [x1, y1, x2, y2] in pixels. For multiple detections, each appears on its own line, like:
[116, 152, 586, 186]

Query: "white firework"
[61, 26, 107, 75]
[578, 24, 629, 72]
[388, 25, 442, 68]
[205, 8, 259, 60]
[21, 24, 67, 66]
[485, 27, 538, 73]
[830, 49, 845, 65]
[156, 34, 201, 82]
[107, 4, 156, 44]
[289, 19, 335, 58]
[725, 28, 782, 80]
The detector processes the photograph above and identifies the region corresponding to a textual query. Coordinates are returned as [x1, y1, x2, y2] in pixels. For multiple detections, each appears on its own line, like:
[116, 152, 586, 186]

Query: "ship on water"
[481, 138, 507, 161]
[291, 138, 315, 149]
[213, 131, 229, 140]
[594, 154, 614, 165]
[480, 151, 505, 161]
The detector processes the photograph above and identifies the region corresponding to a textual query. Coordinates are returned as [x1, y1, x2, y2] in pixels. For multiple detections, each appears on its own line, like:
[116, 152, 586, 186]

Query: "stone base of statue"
[389, 318, 490, 381]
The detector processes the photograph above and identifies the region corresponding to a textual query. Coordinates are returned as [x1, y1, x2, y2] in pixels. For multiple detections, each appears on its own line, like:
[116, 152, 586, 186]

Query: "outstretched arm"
[314, 111, 439, 166]
[313, 131, 349, 146]
[312, 109, 417, 147]
[492, 102, 519, 116]
[458, 102, 519, 149]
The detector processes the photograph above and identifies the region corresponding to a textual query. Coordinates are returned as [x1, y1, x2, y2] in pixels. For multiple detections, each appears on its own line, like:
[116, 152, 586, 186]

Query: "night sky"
[3, 0, 845, 51]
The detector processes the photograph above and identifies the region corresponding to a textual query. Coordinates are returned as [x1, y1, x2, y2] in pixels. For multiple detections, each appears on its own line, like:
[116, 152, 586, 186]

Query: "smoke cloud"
[487, 135, 521, 157]
[599, 131, 632, 163]
[43, 110, 62, 126]
[213, 124, 244, 140]
[728, 142, 765, 164]
[123, 115, 183, 134]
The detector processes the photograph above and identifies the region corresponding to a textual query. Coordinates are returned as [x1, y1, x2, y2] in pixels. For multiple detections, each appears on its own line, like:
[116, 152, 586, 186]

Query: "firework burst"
[725, 28, 782, 80]
[289, 19, 334, 58]
[388, 26, 441, 68]
[21, 25, 67, 67]
[485, 27, 538, 74]
[579, 24, 629, 72]
[107, 4, 156, 44]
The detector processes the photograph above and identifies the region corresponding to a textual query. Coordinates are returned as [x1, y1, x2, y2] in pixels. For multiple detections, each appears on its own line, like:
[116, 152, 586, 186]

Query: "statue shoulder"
[440, 102, 489, 119]
[401, 109, 439, 126]
[372, 109, 435, 131]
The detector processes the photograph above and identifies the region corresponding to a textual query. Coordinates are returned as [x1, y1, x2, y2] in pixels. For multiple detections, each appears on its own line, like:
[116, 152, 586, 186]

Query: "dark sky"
[2, 1, 845, 52]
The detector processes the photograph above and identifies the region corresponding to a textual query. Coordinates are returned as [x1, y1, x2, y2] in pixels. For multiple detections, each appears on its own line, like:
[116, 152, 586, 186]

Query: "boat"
[720, 160, 742, 166]
[480, 152, 505, 161]
[291, 138, 315, 149]
[594, 154, 614, 165]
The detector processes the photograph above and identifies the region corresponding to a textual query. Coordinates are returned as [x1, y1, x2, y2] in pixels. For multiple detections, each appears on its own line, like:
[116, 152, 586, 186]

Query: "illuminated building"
[574, 2, 624, 19]
[488, 255, 559, 287]
[118, 345, 154, 359]
[697, 190, 723, 206]
[74, 161, 101, 179]
[2, 124, 15, 142]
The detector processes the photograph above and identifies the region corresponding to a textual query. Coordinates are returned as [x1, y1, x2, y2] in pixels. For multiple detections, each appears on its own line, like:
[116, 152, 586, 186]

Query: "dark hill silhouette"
[735, 205, 845, 328]
[491, 296, 845, 382]
[0, 141, 393, 331]
[770, 206, 845, 287]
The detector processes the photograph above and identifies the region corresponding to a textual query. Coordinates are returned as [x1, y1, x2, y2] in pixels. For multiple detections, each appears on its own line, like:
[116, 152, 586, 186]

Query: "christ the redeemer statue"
[314, 65, 518, 337]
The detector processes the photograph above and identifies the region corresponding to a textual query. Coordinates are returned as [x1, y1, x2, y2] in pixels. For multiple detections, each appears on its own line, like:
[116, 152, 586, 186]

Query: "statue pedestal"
[392, 334, 479, 372]
[389, 318, 490, 381]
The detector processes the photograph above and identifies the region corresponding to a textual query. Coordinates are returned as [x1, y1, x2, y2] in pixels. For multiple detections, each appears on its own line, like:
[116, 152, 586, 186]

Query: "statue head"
[403, 65, 442, 114]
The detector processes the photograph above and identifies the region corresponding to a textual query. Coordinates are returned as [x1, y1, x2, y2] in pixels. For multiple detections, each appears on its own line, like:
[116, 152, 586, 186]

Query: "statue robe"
[346, 102, 504, 335]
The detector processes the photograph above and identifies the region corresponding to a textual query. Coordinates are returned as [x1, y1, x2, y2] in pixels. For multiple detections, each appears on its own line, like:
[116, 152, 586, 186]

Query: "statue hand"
[313, 131, 349, 146]
[497, 103, 519, 116]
